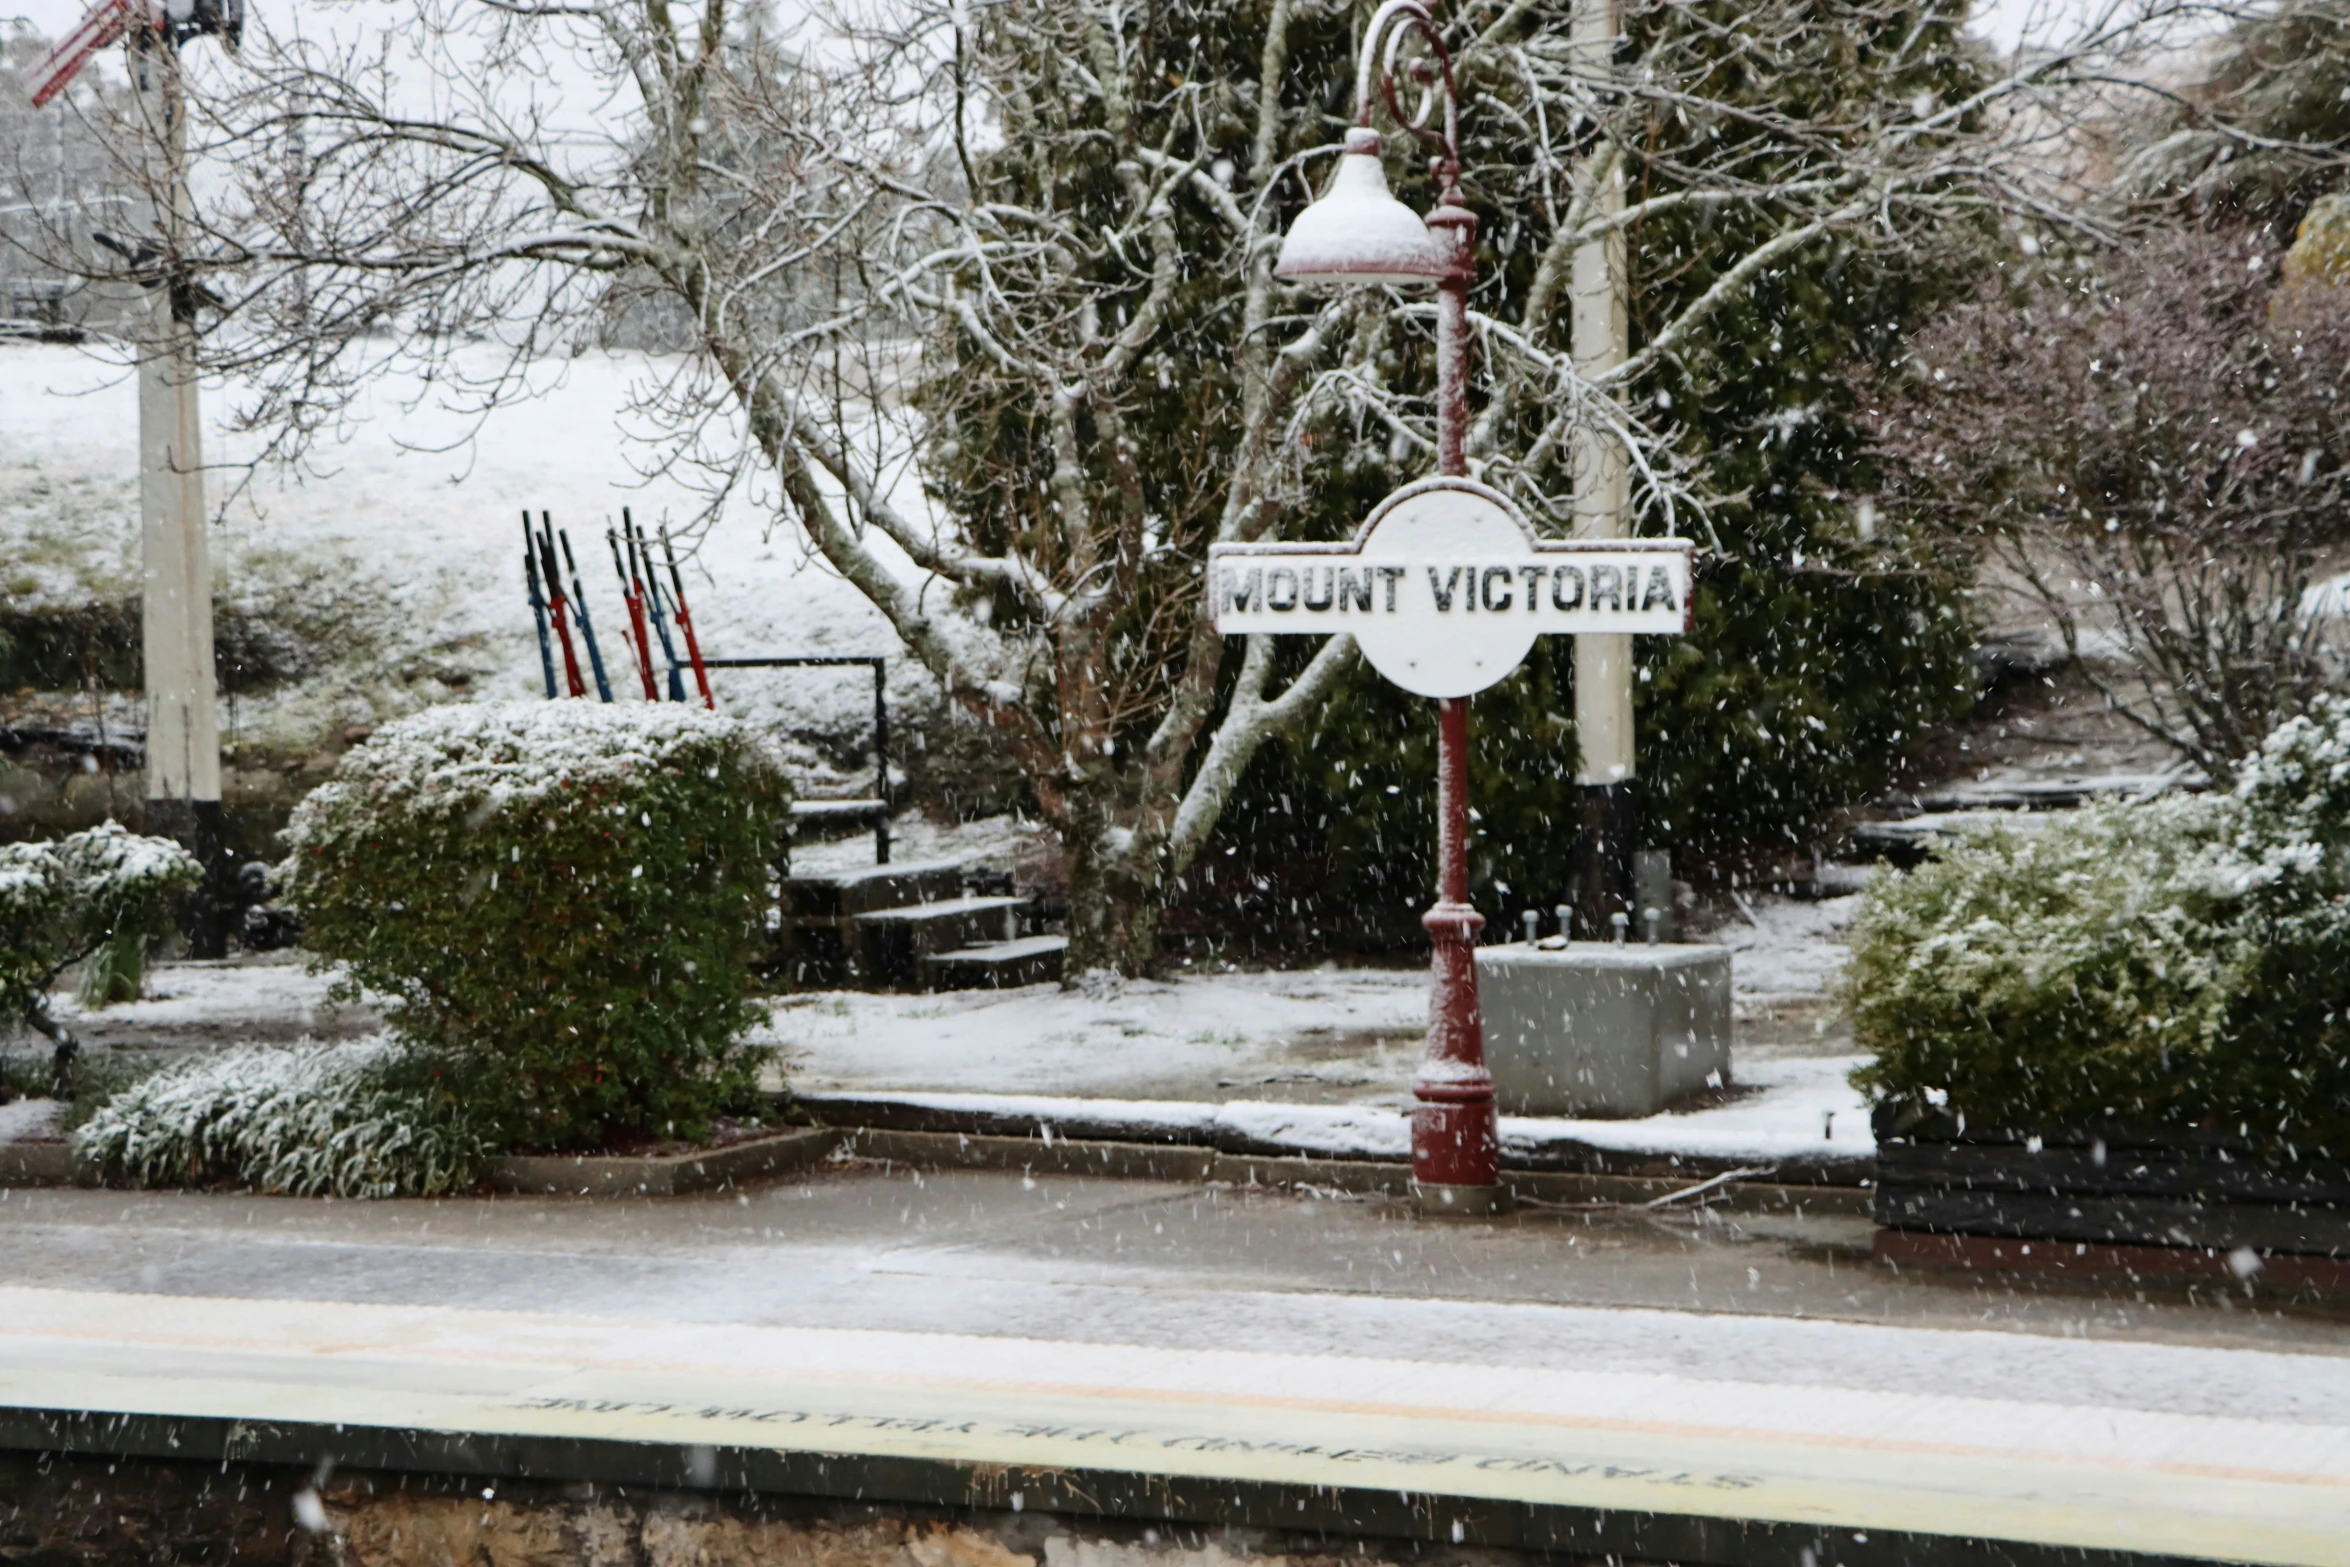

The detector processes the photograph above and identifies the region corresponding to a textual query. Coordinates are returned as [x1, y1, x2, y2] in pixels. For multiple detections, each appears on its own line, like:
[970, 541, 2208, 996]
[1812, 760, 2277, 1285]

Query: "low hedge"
[284, 701, 791, 1152]
[1850, 697, 2350, 1158]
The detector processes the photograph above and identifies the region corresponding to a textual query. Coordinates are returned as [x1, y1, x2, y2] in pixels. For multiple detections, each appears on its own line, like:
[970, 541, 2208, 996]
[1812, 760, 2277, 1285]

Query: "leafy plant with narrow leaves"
[76, 1036, 486, 1198]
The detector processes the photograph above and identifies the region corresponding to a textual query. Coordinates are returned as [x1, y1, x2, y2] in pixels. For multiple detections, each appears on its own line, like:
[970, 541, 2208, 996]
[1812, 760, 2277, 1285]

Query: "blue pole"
[555, 522, 614, 702]
[523, 516, 558, 699]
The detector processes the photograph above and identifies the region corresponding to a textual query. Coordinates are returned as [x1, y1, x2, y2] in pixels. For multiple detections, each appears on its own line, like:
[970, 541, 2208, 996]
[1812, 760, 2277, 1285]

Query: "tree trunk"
[1059, 782, 1166, 980]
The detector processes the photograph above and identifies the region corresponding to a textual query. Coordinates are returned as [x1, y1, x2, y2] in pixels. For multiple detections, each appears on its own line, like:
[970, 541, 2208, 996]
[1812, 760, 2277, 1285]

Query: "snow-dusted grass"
[74, 1037, 484, 1198]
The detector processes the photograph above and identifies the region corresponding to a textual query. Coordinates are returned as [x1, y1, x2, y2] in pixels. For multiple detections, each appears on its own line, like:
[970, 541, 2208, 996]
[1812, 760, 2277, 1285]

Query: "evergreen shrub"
[1850, 698, 2350, 1157]
[284, 701, 791, 1151]
[0, 823, 201, 1049]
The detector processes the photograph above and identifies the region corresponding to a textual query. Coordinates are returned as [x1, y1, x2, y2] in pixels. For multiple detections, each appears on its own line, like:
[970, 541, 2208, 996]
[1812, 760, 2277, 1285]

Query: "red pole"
[661, 527, 717, 711]
[537, 522, 587, 699]
[1411, 162, 1502, 1207]
[608, 527, 660, 700]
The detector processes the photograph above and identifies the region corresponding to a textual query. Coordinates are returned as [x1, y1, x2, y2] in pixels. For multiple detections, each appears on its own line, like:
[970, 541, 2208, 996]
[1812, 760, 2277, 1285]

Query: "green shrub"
[75, 1037, 485, 1198]
[1850, 697, 2350, 1156]
[0, 823, 201, 1058]
[283, 701, 791, 1152]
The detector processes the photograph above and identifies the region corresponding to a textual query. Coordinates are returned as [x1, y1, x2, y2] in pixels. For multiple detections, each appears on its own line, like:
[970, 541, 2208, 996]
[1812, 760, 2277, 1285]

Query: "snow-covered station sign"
[1208, 477, 1694, 698]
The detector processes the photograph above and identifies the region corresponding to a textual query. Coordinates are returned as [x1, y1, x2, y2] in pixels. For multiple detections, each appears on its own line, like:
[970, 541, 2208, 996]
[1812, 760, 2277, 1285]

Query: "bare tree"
[9, 0, 2254, 971]
[1858, 225, 2350, 779]
[2115, 0, 2350, 220]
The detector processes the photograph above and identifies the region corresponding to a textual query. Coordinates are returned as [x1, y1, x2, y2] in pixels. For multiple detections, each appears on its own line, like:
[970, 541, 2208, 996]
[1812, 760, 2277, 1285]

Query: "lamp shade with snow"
[1273, 128, 1451, 288]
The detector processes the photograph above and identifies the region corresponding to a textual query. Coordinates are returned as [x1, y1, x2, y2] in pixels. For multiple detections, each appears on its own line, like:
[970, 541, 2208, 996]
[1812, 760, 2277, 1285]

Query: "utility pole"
[136, 35, 225, 954]
[1567, 0, 1635, 941]
[29, 4, 241, 953]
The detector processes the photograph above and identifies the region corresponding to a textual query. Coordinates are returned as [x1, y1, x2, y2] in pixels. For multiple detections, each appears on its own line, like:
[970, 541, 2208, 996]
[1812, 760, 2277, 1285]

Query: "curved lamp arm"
[1354, 0, 1459, 174]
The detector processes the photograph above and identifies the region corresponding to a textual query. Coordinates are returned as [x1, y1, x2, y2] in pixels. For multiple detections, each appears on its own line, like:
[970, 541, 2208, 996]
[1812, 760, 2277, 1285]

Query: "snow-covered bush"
[1851, 698, 2350, 1155]
[0, 823, 201, 1055]
[283, 702, 790, 1151]
[75, 1038, 484, 1198]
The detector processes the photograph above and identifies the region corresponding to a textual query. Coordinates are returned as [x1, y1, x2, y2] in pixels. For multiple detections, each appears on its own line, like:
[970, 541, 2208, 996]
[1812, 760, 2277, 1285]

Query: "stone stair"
[782, 859, 1065, 991]
[923, 933, 1071, 990]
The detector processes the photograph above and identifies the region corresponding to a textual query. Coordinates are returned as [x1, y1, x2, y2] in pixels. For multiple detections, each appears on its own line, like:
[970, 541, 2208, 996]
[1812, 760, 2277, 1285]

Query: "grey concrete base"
[0, 1140, 86, 1187]
[1477, 942, 1733, 1117]
[487, 1126, 840, 1196]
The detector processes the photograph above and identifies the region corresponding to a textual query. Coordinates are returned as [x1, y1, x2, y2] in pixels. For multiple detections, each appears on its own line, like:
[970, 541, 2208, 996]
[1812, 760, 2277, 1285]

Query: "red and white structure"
[24, 0, 242, 106]
[1214, 0, 1690, 1213]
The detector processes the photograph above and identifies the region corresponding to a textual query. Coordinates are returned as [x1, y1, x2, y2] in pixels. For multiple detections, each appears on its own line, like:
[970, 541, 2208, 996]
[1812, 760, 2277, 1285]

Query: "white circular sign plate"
[1350, 484, 1539, 698]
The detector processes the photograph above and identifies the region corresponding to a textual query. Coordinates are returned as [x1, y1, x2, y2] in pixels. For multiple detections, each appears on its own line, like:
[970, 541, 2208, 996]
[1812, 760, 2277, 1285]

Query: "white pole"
[1568, 0, 1634, 936]
[134, 35, 226, 950]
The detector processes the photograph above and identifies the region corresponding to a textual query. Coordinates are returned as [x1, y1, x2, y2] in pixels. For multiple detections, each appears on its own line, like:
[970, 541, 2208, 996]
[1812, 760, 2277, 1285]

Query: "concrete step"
[848, 895, 1028, 988]
[921, 933, 1068, 991]
[786, 859, 963, 921]
[787, 799, 887, 843]
[788, 798, 887, 821]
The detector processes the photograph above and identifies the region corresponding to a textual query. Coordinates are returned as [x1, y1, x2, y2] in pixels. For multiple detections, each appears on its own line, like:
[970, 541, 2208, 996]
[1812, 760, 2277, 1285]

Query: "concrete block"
[1476, 942, 1732, 1117]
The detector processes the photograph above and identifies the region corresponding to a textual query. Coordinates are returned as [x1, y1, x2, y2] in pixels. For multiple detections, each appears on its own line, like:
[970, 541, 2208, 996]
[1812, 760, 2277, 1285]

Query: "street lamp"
[1276, 0, 1501, 1214]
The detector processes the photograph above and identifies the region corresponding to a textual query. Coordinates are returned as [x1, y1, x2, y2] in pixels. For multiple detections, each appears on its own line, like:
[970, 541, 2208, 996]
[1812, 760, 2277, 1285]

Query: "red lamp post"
[1274, 0, 1503, 1214]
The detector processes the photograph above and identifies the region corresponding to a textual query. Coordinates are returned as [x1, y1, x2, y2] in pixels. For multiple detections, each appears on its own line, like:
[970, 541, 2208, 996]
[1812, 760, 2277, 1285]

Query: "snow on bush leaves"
[283, 701, 791, 1152]
[76, 1037, 484, 1198]
[1851, 696, 2350, 1155]
[0, 823, 199, 1040]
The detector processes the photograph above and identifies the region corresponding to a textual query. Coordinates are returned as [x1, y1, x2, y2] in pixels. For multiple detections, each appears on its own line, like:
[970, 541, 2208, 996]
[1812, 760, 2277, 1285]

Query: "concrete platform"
[0, 1287, 2340, 1567]
[3, 1167, 2349, 1565]
[2, 1282, 2346, 1567]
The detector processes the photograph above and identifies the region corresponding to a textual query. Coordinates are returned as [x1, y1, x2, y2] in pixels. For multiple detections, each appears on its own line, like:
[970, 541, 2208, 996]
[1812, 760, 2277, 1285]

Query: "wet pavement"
[3, 1161, 2343, 1364]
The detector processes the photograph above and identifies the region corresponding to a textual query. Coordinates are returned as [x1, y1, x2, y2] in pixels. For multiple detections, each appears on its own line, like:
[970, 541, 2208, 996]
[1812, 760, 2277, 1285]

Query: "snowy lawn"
[765, 966, 1431, 1101]
[809, 1053, 1873, 1166]
[47, 953, 380, 1050]
[770, 893, 1873, 1165]
[0, 341, 922, 783]
[1714, 892, 1863, 1006]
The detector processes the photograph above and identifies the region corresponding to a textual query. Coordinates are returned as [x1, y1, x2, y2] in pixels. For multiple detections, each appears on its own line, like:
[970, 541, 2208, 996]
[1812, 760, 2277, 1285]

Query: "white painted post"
[134, 38, 225, 949]
[1568, 0, 1637, 938]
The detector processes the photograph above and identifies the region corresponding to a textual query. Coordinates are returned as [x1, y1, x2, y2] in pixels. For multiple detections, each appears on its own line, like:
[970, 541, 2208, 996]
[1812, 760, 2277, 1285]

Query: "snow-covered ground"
[1713, 891, 1862, 1006]
[815, 1054, 1871, 1165]
[8, 892, 1869, 1165]
[768, 964, 1428, 1099]
[48, 955, 381, 1049]
[1, 340, 923, 785]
